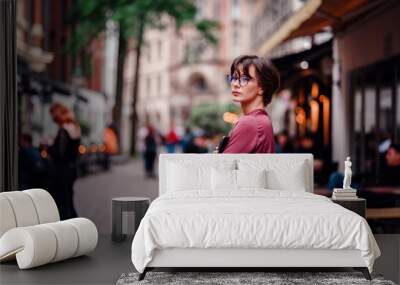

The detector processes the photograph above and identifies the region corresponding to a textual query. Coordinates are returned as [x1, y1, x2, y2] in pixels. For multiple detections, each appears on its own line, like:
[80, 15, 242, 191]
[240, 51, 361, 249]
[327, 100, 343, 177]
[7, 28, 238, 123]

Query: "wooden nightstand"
[331, 198, 366, 218]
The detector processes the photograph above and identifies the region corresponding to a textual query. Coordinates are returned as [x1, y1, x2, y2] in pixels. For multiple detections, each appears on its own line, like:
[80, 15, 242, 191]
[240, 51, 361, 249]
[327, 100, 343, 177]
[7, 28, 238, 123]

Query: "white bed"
[131, 154, 380, 280]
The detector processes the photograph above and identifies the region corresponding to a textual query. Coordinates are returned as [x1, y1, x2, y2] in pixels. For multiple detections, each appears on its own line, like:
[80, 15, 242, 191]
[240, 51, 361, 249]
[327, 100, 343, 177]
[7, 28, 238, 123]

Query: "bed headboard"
[159, 153, 314, 195]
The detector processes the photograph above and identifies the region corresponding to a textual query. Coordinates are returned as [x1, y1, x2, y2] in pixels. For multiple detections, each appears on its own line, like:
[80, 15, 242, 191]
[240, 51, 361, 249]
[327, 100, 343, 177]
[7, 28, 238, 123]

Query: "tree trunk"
[113, 31, 127, 151]
[129, 21, 144, 156]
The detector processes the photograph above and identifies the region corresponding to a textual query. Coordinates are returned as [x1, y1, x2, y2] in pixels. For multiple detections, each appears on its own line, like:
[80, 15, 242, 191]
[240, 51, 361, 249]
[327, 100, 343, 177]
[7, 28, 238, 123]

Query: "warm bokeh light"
[99, 144, 106, 152]
[309, 99, 319, 132]
[319, 95, 330, 145]
[311, 82, 319, 98]
[78, 145, 87, 155]
[90, 144, 98, 153]
[295, 107, 306, 137]
[223, 112, 239, 124]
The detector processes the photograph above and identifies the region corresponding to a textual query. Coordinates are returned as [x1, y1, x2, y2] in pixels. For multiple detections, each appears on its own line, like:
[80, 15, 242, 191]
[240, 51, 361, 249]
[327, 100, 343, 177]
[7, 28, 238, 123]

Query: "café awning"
[258, 0, 322, 56]
[258, 0, 383, 55]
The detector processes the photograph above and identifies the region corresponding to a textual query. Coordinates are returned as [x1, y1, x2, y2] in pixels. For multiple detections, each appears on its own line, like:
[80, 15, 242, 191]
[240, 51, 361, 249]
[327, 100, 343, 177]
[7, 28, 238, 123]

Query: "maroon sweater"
[223, 108, 275, 153]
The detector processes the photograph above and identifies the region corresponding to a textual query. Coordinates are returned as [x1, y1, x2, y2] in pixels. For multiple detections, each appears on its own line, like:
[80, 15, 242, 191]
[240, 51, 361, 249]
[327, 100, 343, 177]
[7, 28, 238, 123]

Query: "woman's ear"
[258, 88, 264, 96]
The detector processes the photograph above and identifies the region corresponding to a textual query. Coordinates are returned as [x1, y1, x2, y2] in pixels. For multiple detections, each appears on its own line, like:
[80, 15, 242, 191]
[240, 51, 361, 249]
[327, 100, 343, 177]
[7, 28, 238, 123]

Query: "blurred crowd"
[138, 125, 400, 194]
[138, 124, 212, 178]
[138, 124, 331, 181]
[20, 109, 400, 216]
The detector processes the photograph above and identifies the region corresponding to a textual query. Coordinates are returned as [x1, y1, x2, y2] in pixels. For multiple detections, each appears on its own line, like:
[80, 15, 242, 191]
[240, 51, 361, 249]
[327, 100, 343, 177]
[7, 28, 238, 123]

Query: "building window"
[232, 27, 240, 56]
[184, 39, 207, 63]
[157, 40, 162, 60]
[195, 0, 205, 19]
[146, 76, 151, 95]
[213, 0, 220, 18]
[157, 74, 162, 94]
[231, 0, 240, 20]
[147, 44, 151, 62]
[189, 73, 207, 93]
[141, 76, 146, 96]
[232, 28, 239, 47]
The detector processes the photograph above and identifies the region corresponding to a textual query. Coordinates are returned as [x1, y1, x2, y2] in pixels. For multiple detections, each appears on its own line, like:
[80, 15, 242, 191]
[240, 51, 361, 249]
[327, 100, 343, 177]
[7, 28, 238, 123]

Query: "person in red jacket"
[165, 122, 180, 153]
[222, 55, 280, 153]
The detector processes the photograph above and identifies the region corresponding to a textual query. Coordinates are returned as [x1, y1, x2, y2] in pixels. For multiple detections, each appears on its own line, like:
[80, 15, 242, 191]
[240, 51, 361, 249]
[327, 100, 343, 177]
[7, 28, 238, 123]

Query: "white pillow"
[211, 168, 236, 190]
[167, 162, 209, 191]
[236, 169, 267, 189]
[266, 163, 307, 191]
[167, 160, 236, 192]
[211, 168, 267, 190]
[238, 159, 308, 191]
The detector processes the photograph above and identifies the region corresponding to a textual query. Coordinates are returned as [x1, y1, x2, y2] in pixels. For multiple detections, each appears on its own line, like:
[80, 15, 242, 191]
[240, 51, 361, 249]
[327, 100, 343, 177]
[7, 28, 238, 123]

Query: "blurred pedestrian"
[143, 124, 158, 178]
[103, 125, 119, 170]
[382, 143, 400, 186]
[19, 134, 45, 189]
[221, 55, 279, 153]
[181, 127, 192, 152]
[49, 103, 80, 220]
[165, 123, 180, 153]
[275, 131, 294, 153]
[181, 127, 196, 153]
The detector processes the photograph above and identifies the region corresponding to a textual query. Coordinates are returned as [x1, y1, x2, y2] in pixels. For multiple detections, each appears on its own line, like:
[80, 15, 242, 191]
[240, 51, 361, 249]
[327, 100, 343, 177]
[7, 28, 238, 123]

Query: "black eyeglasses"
[226, 74, 251, 87]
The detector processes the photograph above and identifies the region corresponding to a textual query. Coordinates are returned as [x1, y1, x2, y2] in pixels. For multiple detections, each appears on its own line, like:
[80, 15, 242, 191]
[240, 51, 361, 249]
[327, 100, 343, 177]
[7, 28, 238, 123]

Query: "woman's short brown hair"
[230, 55, 280, 106]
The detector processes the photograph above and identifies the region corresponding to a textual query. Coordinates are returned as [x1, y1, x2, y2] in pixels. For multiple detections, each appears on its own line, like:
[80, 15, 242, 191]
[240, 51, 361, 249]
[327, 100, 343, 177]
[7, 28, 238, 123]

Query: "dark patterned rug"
[116, 271, 396, 285]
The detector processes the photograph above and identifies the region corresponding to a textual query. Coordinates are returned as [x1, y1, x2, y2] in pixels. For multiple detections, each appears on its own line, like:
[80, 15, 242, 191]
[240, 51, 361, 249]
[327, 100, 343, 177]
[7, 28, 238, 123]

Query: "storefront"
[271, 40, 334, 185]
[259, 0, 400, 185]
[350, 55, 400, 185]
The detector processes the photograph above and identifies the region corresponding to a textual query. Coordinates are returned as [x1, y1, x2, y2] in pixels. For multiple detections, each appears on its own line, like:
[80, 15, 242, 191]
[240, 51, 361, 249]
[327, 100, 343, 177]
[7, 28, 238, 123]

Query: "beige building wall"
[137, 22, 174, 134]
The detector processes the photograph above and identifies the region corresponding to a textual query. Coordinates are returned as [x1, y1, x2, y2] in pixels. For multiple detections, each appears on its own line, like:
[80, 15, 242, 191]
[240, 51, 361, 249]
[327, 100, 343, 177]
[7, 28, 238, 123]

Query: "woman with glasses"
[221, 55, 279, 153]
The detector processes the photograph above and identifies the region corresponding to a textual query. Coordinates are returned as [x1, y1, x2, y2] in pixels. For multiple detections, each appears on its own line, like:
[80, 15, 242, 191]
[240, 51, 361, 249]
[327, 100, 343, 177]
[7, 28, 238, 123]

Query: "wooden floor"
[0, 235, 399, 285]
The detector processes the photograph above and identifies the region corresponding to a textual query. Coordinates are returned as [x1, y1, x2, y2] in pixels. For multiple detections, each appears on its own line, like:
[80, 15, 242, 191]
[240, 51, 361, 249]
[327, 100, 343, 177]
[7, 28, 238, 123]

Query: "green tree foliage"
[68, 0, 219, 155]
[68, 0, 219, 80]
[188, 103, 240, 136]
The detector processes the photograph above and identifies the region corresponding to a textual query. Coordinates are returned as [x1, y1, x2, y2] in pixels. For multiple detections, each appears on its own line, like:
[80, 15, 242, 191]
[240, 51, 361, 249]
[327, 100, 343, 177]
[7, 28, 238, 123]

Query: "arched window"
[188, 73, 208, 94]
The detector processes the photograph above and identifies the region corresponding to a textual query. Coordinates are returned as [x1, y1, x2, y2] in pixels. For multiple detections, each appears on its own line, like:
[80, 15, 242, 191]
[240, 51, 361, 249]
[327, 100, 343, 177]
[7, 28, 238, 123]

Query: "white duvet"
[131, 190, 380, 273]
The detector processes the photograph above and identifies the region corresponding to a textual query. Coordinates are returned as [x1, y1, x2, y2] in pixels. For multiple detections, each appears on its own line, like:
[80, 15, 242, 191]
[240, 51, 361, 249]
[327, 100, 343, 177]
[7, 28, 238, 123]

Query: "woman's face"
[51, 106, 72, 125]
[61, 109, 74, 123]
[230, 65, 263, 105]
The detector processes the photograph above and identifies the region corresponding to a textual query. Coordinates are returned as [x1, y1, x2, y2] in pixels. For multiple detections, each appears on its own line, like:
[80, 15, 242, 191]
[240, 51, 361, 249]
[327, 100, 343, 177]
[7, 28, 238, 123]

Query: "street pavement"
[74, 158, 159, 234]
